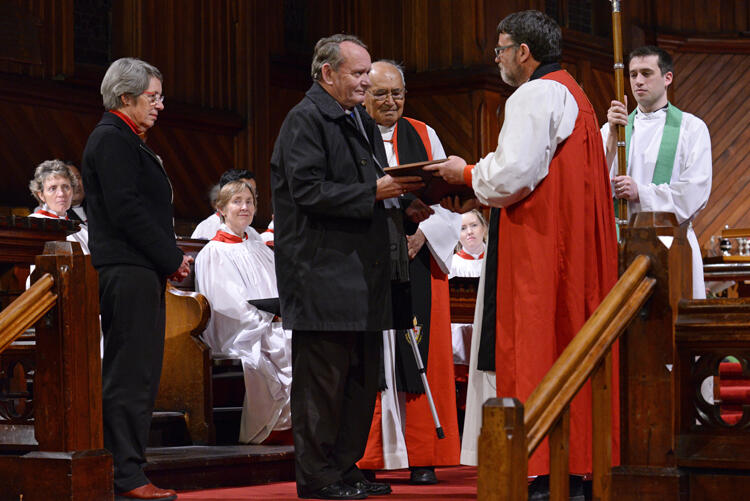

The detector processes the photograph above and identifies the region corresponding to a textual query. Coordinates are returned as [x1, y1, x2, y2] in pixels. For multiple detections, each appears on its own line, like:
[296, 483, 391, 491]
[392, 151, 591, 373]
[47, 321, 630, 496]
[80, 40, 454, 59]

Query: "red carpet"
[178, 466, 477, 500]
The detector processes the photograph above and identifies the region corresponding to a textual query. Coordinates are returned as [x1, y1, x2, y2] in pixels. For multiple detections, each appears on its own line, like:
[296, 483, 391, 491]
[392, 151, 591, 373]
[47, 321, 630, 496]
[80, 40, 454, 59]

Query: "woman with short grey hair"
[81, 57, 189, 501]
[100, 57, 163, 111]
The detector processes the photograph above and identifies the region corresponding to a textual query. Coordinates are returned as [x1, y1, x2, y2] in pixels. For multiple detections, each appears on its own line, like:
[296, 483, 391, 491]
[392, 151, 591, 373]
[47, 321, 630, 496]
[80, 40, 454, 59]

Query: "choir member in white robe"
[194, 180, 292, 444]
[191, 170, 263, 242]
[602, 46, 712, 299]
[449, 210, 487, 367]
[27, 159, 89, 255]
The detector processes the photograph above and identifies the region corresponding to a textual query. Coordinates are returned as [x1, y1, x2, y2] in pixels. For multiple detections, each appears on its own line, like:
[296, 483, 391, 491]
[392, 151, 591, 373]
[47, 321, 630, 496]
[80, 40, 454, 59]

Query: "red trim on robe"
[456, 249, 484, 260]
[34, 209, 68, 220]
[491, 70, 619, 476]
[211, 230, 246, 243]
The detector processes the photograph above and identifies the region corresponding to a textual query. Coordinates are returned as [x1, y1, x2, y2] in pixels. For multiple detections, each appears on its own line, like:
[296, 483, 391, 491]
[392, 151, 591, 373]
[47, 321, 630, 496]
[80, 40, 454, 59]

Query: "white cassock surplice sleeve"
[195, 238, 292, 443]
[418, 127, 461, 273]
[472, 79, 578, 208]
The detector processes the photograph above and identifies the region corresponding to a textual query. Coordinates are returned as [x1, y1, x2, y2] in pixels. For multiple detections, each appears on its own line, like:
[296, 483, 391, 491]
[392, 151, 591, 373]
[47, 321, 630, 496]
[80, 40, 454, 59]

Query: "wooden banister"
[0, 272, 56, 354]
[526, 275, 655, 454]
[524, 254, 652, 434]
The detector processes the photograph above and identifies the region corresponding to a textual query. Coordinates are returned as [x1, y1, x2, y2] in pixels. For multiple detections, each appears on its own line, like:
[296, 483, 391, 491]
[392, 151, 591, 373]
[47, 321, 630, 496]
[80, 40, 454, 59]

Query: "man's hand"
[405, 198, 433, 224]
[612, 175, 639, 201]
[440, 195, 479, 214]
[424, 155, 468, 185]
[376, 174, 424, 201]
[607, 98, 628, 136]
[407, 229, 426, 259]
[168, 254, 194, 282]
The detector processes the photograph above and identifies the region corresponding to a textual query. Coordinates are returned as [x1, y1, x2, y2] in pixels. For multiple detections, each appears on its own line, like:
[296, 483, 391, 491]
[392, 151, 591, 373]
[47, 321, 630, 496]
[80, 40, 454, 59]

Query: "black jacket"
[81, 112, 183, 276]
[271, 83, 393, 331]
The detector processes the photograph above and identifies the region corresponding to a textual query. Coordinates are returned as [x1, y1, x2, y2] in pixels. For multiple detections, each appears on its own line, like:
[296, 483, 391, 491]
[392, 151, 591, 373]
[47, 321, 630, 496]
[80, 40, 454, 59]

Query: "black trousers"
[98, 265, 166, 492]
[291, 330, 380, 495]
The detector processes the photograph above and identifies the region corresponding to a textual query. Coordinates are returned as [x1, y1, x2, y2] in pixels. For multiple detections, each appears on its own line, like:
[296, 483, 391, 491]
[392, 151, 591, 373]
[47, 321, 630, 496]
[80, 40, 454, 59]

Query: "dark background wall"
[1, 0, 748, 249]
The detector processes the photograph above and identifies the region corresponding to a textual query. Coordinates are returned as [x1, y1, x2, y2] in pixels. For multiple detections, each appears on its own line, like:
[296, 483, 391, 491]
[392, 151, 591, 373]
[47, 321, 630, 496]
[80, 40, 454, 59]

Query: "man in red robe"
[358, 60, 462, 485]
[429, 10, 619, 500]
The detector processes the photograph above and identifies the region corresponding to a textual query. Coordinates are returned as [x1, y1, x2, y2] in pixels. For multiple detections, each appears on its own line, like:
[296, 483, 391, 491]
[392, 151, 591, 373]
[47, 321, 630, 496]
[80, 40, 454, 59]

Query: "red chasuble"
[490, 70, 619, 475]
[359, 117, 460, 469]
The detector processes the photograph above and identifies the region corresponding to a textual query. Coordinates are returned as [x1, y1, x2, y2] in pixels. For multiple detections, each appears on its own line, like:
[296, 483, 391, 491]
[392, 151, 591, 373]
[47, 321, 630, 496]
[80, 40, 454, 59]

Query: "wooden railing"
[0, 273, 56, 354]
[0, 241, 112, 500]
[478, 255, 655, 501]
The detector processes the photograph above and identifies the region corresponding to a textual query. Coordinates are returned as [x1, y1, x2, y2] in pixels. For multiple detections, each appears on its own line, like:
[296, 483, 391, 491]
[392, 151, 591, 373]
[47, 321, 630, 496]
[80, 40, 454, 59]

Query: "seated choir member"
[66, 162, 88, 224]
[448, 209, 486, 279]
[191, 169, 263, 242]
[449, 209, 487, 367]
[194, 180, 292, 444]
[28, 159, 89, 254]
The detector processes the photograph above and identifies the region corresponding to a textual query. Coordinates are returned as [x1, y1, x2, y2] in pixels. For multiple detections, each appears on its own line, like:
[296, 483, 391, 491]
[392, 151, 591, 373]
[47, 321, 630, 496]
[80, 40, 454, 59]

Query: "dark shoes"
[116, 482, 177, 500]
[349, 479, 392, 495]
[528, 474, 584, 501]
[409, 466, 438, 485]
[300, 481, 368, 500]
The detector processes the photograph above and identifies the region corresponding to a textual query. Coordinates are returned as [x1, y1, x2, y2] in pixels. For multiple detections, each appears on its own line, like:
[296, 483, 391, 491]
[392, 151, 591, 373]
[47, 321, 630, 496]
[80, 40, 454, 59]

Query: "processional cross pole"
[611, 0, 629, 228]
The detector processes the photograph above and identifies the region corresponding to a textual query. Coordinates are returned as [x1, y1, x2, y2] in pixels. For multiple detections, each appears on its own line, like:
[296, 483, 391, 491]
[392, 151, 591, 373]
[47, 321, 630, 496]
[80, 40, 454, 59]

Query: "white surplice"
[448, 248, 485, 366]
[191, 212, 264, 243]
[29, 210, 90, 255]
[194, 225, 292, 444]
[471, 79, 578, 208]
[374, 121, 461, 469]
[601, 107, 712, 298]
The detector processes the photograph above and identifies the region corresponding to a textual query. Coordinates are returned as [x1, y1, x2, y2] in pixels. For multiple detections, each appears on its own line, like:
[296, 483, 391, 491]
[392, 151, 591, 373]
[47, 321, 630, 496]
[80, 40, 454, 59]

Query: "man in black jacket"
[271, 35, 425, 500]
[82, 57, 190, 501]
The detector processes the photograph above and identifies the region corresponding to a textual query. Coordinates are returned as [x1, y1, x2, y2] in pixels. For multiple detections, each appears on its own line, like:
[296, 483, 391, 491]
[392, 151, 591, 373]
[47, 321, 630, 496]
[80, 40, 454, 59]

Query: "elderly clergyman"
[270, 35, 426, 500]
[358, 60, 461, 486]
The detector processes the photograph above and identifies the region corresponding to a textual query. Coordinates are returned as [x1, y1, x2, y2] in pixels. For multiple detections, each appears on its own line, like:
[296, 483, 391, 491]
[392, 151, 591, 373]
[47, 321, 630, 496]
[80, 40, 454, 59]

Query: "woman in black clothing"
[81, 57, 190, 501]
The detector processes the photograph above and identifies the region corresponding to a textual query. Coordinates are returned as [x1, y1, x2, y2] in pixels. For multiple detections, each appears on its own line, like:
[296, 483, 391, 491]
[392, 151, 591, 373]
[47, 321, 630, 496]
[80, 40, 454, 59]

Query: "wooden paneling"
[670, 46, 750, 249]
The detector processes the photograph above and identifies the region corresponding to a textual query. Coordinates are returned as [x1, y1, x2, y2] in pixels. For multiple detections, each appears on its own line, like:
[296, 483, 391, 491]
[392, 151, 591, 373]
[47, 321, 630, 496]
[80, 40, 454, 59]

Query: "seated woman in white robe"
[448, 209, 487, 365]
[194, 180, 291, 444]
[28, 159, 89, 254]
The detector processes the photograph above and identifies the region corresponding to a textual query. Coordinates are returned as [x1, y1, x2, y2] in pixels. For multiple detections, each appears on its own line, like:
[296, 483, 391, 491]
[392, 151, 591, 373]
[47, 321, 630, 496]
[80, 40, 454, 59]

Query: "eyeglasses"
[494, 43, 518, 57]
[368, 88, 406, 102]
[142, 91, 165, 106]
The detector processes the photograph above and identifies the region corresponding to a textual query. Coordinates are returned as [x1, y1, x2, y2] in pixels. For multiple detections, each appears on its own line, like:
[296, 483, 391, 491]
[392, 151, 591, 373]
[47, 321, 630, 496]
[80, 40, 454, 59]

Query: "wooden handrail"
[526, 276, 655, 454]
[524, 254, 652, 430]
[0, 272, 56, 354]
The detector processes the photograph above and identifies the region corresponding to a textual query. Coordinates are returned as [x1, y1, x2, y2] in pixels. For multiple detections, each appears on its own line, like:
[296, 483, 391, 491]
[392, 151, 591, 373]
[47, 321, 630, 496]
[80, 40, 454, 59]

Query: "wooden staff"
[611, 0, 628, 225]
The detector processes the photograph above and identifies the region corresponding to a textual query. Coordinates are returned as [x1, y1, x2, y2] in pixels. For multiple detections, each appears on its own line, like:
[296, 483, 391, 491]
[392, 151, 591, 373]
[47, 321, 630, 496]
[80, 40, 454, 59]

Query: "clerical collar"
[378, 123, 395, 135]
[635, 103, 669, 119]
[529, 62, 562, 81]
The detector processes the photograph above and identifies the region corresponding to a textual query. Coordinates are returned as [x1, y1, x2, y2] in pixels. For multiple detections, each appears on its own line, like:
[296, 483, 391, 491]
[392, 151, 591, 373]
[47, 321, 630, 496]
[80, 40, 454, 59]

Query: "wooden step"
[143, 444, 295, 490]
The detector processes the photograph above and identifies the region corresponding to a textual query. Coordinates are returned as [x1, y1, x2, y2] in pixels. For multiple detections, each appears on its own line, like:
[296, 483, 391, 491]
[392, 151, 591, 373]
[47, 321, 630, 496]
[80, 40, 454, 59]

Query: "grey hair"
[100, 57, 163, 111]
[373, 59, 406, 87]
[311, 34, 368, 81]
[29, 159, 77, 203]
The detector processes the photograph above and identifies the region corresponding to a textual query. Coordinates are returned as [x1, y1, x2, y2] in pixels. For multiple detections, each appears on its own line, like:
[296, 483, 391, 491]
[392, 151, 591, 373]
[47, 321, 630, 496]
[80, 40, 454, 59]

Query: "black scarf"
[390, 118, 432, 394]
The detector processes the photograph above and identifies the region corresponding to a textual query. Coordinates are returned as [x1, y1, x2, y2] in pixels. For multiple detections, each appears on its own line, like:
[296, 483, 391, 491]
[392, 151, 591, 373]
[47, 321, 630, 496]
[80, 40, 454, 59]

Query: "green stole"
[625, 103, 683, 184]
[615, 103, 683, 224]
